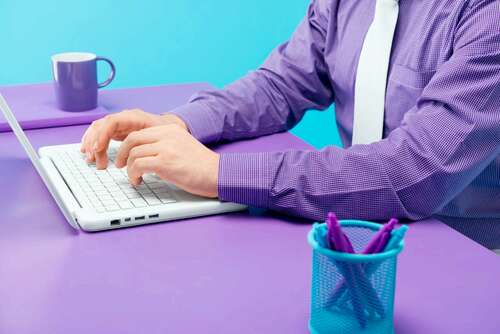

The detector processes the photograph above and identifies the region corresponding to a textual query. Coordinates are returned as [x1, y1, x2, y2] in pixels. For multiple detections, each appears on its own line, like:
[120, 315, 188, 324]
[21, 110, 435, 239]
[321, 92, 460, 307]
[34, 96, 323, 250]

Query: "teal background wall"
[0, 0, 341, 148]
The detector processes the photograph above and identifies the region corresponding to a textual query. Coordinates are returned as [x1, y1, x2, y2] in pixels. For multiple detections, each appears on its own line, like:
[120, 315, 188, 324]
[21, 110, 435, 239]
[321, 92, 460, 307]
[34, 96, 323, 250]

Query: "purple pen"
[327, 213, 348, 252]
[374, 232, 391, 254]
[326, 213, 367, 328]
[372, 219, 398, 253]
[326, 212, 336, 250]
[363, 218, 398, 255]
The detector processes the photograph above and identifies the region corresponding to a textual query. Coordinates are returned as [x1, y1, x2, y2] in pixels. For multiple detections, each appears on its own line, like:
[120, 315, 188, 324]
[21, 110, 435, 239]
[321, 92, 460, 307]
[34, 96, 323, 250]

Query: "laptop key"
[119, 184, 135, 190]
[123, 188, 139, 195]
[101, 180, 116, 186]
[142, 194, 161, 205]
[126, 192, 141, 199]
[145, 198, 161, 205]
[157, 192, 176, 203]
[147, 182, 166, 189]
[153, 188, 171, 195]
[157, 191, 174, 199]
[100, 194, 113, 201]
[118, 201, 133, 209]
[131, 198, 147, 208]
[105, 186, 121, 193]
[105, 204, 120, 212]
[94, 189, 109, 196]
[102, 199, 117, 206]
[74, 194, 92, 208]
[138, 189, 153, 196]
[89, 197, 101, 205]
[91, 184, 106, 192]
[111, 194, 128, 202]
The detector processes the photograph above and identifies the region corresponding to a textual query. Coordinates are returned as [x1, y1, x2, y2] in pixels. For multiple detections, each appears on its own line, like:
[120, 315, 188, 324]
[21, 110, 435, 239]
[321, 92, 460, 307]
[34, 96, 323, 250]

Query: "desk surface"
[1, 85, 500, 333]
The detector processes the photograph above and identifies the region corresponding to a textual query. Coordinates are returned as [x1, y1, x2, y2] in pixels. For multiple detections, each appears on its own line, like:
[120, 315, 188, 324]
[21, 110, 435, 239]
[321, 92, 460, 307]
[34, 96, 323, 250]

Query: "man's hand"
[80, 109, 188, 169]
[115, 124, 219, 198]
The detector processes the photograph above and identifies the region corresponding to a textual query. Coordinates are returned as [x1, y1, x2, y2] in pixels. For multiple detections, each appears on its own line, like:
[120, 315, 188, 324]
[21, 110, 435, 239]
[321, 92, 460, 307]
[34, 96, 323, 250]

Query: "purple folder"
[0, 82, 213, 132]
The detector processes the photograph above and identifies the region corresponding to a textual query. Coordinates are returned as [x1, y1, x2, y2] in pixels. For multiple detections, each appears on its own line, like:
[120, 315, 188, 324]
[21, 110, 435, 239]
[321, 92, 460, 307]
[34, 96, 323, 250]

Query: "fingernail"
[86, 152, 91, 160]
[92, 142, 98, 151]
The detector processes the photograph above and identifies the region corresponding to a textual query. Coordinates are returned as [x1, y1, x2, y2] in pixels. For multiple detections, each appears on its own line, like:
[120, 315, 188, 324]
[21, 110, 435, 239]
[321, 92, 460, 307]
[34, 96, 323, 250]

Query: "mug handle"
[96, 57, 116, 88]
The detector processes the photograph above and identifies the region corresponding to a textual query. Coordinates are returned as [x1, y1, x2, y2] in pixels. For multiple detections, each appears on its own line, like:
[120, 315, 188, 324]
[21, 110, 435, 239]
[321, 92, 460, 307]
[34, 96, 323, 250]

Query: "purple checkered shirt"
[170, 0, 500, 247]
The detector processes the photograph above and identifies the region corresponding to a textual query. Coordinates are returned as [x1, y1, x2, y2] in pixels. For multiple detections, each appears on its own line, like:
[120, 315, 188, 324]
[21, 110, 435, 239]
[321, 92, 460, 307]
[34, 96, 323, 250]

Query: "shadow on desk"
[246, 207, 314, 225]
[437, 215, 500, 250]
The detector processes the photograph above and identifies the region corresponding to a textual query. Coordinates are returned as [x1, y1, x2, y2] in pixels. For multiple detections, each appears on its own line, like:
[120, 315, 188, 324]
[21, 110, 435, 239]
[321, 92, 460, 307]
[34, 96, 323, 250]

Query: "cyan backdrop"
[0, 0, 341, 148]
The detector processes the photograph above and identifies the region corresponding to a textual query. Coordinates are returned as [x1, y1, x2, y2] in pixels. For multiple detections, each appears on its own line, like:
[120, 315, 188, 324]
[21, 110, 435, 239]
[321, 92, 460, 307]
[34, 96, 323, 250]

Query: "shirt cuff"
[168, 102, 221, 144]
[218, 152, 277, 208]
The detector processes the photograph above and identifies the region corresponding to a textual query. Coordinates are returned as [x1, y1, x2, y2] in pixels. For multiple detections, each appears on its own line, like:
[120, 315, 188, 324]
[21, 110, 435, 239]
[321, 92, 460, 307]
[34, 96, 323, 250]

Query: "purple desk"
[1, 85, 500, 333]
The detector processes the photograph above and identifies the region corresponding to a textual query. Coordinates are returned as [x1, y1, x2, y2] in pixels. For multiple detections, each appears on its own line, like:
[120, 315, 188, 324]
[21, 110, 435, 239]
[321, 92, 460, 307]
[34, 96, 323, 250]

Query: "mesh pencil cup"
[307, 220, 405, 334]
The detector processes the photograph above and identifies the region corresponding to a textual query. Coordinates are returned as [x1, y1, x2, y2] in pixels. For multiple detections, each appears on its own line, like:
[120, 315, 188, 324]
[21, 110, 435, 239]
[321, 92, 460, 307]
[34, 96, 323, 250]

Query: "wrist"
[207, 152, 220, 198]
[160, 113, 188, 131]
[167, 103, 221, 144]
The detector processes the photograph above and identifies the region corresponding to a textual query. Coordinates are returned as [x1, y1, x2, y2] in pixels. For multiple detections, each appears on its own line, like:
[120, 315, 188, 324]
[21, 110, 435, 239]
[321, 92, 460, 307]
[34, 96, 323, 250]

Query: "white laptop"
[0, 94, 247, 232]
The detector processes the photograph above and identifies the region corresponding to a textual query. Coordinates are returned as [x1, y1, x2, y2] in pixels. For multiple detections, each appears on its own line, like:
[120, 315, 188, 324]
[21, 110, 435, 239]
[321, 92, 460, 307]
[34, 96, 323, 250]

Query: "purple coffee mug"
[51, 52, 116, 112]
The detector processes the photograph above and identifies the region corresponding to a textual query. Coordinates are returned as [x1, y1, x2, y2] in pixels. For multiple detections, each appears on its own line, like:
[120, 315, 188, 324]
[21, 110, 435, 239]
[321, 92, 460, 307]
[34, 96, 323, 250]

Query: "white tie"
[352, 0, 399, 145]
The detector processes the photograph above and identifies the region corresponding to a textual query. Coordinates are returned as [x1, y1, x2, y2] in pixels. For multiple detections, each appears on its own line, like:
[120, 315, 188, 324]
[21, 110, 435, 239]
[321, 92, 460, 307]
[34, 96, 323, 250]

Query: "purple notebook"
[0, 82, 213, 132]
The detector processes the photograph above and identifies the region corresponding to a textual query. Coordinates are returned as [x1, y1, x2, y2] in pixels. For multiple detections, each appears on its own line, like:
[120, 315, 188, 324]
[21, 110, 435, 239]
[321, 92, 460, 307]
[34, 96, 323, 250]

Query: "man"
[81, 0, 499, 247]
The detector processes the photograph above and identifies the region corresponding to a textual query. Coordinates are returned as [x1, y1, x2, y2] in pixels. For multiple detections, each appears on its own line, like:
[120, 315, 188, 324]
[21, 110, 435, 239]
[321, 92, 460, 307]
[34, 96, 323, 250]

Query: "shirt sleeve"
[218, 0, 500, 221]
[169, 0, 334, 144]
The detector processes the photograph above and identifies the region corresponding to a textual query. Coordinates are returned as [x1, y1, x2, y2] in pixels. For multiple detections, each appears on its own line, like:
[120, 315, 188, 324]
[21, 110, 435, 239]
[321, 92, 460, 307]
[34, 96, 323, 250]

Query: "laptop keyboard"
[51, 147, 177, 213]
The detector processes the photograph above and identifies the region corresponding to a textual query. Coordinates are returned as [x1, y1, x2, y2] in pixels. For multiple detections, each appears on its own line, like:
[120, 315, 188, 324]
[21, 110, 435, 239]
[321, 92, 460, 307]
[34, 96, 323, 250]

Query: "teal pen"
[383, 225, 409, 251]
[373, 219, 398, 253]
[313, 223, 328, 248]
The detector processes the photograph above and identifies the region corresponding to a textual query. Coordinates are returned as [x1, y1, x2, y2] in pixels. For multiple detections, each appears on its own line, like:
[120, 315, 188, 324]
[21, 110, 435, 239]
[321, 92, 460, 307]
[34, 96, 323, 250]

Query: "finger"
[93, 116, 121, 169]
[126, 143, 160, 168]
[127, 156, 160, 185]
[92, 116, 119, 153]
[94, 150, 109, 170]
[83, 120, 102, 162]
[82, 123, 96, 156]
[80, 128, 90, 153]
[87, 126, 100, 163]
[83, 131, 97, 162]
[115, 130, 159, 168]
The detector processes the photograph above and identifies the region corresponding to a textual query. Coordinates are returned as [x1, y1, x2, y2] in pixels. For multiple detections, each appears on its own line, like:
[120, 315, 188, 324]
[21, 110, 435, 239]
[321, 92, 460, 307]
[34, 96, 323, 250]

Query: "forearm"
[217, 148, 410, 221]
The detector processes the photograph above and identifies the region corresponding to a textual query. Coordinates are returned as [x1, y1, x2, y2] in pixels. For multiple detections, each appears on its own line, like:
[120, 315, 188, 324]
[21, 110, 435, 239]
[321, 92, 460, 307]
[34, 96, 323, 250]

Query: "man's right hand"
[80, 109, 188, 169]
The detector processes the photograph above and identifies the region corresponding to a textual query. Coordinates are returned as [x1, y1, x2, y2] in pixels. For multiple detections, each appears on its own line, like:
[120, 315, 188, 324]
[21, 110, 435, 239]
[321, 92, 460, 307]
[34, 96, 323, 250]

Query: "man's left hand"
[114, 124, 219, 198]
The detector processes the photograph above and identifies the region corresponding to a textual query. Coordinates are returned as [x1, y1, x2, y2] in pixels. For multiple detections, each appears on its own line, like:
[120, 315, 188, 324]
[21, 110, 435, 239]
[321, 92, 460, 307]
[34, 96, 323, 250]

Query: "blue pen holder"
[307, 220, 404, 334]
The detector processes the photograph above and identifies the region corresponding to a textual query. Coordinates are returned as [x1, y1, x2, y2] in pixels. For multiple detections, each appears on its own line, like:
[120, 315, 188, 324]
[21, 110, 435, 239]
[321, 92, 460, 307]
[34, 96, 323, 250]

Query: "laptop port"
[135, 216, 145, 221]
[124, 217, 131, 222]
[149, 214, 159, 219]
[110, 219, 121, 226]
